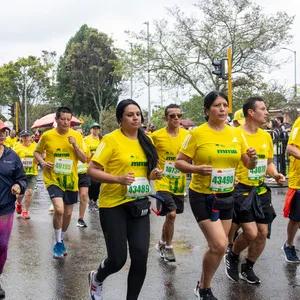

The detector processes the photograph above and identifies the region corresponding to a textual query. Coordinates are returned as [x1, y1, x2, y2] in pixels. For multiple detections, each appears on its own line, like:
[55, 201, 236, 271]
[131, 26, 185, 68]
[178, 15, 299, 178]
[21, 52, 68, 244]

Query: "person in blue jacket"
[0, 120, 27, 298]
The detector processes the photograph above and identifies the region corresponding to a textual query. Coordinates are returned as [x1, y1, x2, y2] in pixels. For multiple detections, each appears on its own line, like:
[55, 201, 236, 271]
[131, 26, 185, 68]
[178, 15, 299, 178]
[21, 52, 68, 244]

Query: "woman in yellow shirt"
[14, 130, 38, 219]
[87, 99, 162, 300]
[175, 91, 257, 300]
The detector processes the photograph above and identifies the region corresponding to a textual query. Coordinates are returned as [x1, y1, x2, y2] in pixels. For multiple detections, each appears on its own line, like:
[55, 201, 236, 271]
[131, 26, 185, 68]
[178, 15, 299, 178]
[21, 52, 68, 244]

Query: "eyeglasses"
[168, 113, 182, 119]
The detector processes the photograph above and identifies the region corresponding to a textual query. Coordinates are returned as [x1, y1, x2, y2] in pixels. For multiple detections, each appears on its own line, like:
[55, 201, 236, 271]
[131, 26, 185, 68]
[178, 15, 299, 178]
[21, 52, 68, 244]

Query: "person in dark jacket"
[0, 120, 27, 298]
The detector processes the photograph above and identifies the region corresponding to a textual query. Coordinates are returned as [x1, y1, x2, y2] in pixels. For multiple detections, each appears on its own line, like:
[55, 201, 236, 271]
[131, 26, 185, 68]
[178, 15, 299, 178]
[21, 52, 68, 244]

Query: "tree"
[0, 55, 55, 129]
[56, 25, 122, 124]
[126, 0, 294, 100]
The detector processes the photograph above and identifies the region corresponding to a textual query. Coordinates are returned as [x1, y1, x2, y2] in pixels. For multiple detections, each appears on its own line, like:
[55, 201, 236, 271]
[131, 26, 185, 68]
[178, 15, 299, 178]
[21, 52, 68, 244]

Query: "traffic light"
[212, 59, 227, 79]
[8, 103, 15, 117]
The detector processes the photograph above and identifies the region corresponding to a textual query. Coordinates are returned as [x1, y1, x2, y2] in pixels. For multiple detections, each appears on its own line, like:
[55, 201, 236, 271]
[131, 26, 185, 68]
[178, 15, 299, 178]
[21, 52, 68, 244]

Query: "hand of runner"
[41, 161, 54, 170]
[11, 184, 21, 195]
[120, 172, 135, 185]
[246, 147, 257, 161]
[195, 165, 212, 176]
[68, 136, 76, 146]
[274, 173, 285, 185]
[150, 168, 163, 180]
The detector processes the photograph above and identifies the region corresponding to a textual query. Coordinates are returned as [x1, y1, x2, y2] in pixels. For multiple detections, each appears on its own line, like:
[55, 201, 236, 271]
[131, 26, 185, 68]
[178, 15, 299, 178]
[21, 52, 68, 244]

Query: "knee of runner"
[243, 230, 258, 242]
[166, 210, 176, 221]
[210, 240, 227, 256]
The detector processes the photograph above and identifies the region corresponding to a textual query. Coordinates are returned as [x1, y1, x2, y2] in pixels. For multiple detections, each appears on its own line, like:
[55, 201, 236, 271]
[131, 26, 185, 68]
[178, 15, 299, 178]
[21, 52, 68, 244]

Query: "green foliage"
[0, 55, 55, 130]
[56, 24, 123, 124]
[126, 0, 294, 97]
[149, 108, 166, 130]
[180, 95, 206, 125]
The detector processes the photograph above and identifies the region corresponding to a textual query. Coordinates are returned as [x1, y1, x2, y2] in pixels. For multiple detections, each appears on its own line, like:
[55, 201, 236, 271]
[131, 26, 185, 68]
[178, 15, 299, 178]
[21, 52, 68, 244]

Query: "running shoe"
[77, 219, 88, 228]
[88, 270, 103, 300]
[21, 211, 30, 219]
[155, 241, 165, 258]
[239, 263, 260, 284]
[226, 243, 233, 254]
[194, 282, 217, 300]
[0, 283, 5, 298]
[282, 242, 300, 263]
[92, 202, 98, 211]
[15, 202, 22, 214]
[224, 253, 239, 281]
[53, 242, 64, 260]
[88, 201, 94, 212]
[164, 247, 176, 262]
[61, 240, 68, 256]
[49, 204, 55, 213]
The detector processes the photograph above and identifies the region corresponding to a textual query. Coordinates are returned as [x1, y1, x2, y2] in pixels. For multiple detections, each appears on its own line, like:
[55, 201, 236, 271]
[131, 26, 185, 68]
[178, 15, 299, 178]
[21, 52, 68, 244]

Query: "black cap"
[20, 130, 31, 137]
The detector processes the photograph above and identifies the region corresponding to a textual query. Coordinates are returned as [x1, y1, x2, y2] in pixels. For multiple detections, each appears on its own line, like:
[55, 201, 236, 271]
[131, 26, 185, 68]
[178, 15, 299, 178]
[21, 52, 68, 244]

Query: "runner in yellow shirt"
[14, 130, 38, 219]
[151, 104, 188, 262]
[175, 91, 257, 300]
[224, 96, 285, 285]
[282, 116, 300, 262]
[87, 99, 162, 300]
[74, 126, 90, 228]
[4, 130, 17, 148]
[84, 122, 102, 211]
[34, 107, 86, 260]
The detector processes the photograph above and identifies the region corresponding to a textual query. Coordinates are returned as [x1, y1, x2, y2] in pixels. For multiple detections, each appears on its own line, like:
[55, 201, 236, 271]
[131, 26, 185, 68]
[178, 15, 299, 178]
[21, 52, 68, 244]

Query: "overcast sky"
[1, 0, 299, 109]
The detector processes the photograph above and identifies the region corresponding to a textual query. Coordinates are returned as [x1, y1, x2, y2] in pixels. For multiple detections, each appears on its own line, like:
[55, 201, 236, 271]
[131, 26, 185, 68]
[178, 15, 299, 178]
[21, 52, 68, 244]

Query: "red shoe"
[22, 211, 30, 219]
[15, 202, 22, 214]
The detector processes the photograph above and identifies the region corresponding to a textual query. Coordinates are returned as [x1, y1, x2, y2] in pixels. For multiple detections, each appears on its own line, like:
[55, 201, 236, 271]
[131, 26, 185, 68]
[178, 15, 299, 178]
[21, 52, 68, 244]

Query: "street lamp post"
[282, 47, 297, 99]
[129, 42, 133, 99]
[144, 21, 151, 124]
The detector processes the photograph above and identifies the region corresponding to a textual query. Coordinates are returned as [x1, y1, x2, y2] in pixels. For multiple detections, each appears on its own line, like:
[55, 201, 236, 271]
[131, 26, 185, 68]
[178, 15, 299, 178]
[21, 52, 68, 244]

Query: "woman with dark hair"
[0, 120, 27, 298]
[175, 91, 257, 300]
[87, 99, 162, 300]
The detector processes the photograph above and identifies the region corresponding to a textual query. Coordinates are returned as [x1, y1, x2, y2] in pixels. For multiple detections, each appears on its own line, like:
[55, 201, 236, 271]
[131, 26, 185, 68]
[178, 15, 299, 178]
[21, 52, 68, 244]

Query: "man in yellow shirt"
[282, 117, 300, 262]
[225, 97, 285, 284]
[151, 104, 188, 262]
[84, 122, 102, 211]
[34, 107, 86, 260]
[4, 130, 17, 148]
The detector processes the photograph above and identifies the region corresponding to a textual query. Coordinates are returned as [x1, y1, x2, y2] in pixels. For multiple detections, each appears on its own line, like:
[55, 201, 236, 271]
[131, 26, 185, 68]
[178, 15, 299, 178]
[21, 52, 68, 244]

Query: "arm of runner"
[87, 160, 136, 185]
[175, 152, 212, 175]
[286, 144, 300, 160]
[241, 147, 258, 169]
[68, 136, 87, 163]
[266, 158, 285, 185]
[34, 150, 54, 170]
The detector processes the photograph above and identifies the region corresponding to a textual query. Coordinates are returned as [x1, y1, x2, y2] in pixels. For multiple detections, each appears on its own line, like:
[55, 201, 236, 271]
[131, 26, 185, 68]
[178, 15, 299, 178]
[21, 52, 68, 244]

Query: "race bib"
[126, 177, 152, 198]
[54, 158, 73, 175]
[248, 159, 267, 180]
[77, 161, 87, 174]
[210, 168, 235, 192]
[21, 158, 33, 168]
[163, 161, 180, 179]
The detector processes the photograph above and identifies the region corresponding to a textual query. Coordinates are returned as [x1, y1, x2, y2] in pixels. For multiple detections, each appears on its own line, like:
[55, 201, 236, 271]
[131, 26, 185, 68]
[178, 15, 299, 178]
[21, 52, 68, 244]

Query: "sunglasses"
[168, 113, 182, 119]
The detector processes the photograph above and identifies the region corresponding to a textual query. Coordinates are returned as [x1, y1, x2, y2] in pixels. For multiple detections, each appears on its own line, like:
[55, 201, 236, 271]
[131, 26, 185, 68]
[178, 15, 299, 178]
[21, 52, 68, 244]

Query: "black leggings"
[88, 180, 100, 201]
[96, 204, 150, 300]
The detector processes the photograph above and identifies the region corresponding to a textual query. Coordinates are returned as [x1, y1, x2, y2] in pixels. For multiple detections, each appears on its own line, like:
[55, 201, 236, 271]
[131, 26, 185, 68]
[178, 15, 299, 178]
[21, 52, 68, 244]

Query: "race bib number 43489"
[126, 177, 151, 198]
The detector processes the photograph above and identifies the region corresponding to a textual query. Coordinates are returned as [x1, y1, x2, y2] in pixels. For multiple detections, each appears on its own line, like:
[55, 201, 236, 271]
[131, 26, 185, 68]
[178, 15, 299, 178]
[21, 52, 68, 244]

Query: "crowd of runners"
[0, 93, 300, 300]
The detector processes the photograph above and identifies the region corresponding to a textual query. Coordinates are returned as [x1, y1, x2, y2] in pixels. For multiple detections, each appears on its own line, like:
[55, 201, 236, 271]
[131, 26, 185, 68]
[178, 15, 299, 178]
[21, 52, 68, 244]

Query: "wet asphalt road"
[2, 175, 300, 300]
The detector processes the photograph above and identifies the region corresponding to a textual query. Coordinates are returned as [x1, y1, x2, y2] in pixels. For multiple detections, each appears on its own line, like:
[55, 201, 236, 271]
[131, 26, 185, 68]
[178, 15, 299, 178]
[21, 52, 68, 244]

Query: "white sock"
[55, 229, 62, 243]
[160, 240, 166, 245]
[165, 245, 173, 249]
[61, 231, 65, 241]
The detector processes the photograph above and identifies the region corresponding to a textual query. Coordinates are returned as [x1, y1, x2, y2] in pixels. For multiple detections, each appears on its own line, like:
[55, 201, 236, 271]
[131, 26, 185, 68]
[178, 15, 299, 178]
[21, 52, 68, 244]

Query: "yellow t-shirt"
[92, 129, 151, 208]
[179, 123, 244, 194]
[4, 136, 18, 148]
[288, 117, 300, 189]
[235, 127, 273, 192]
[77, 140, 89, 174]
[151, 127, 188, 194]
[84, 135, 102, 159]
[14, 142, 38, 176]
[35, 128, 84, 191]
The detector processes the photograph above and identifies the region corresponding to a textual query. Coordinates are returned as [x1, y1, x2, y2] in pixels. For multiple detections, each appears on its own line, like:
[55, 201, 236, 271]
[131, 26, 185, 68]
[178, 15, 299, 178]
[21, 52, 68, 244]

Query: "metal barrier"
[273, 137, 289, 176]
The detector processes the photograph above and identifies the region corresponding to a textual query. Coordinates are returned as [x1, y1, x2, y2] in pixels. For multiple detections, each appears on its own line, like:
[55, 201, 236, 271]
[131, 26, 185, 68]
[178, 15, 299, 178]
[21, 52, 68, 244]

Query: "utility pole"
[282, 47, 297, 99]
[227, 47, 232, 114]
[144, 21, 151, 124]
